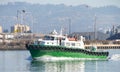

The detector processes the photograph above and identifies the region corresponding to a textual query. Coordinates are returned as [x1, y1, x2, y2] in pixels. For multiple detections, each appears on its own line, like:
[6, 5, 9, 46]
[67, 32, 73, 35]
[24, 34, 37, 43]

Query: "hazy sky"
[0, 0, 120, 7]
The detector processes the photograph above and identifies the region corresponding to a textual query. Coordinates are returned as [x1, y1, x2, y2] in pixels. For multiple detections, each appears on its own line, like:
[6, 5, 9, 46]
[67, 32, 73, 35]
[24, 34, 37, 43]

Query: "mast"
[94, 14, 97, 40]
[92, 14, 97, 50]
[68, 18, 71, 34]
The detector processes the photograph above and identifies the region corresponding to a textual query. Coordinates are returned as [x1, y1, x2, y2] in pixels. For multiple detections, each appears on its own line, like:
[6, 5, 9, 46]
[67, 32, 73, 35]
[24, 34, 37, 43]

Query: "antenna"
[60, 28, 63, 35]
[68, 18, 71, 34]
[17, 10, 19, 24]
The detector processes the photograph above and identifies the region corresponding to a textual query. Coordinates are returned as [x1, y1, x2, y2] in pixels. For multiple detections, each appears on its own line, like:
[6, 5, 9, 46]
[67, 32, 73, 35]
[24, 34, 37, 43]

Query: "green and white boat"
[26, 30, 109, 60]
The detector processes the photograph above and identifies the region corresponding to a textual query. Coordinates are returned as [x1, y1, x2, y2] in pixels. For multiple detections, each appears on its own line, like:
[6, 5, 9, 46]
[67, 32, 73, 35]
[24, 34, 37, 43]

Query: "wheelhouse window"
[76, 43, 80, 46]
[44, 36, 54, 40]
[54, 37, 65, 40]
[62, 38, 65, 40]
[66, 43, 70, 46]
[71, 43, 75, 46]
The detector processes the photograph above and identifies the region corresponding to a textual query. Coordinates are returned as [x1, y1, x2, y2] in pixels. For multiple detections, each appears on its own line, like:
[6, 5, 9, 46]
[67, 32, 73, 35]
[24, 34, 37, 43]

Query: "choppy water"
[0, 49, 120, 72]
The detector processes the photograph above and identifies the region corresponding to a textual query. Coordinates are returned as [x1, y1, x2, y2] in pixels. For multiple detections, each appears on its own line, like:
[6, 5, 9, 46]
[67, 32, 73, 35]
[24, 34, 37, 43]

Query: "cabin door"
[59, 38, 62, 45]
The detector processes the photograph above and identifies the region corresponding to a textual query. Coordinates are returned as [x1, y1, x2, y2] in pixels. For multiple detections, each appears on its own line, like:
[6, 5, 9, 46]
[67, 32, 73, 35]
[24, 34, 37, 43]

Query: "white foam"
[34, 55, 105, 62]
[110, 54, 120, 61]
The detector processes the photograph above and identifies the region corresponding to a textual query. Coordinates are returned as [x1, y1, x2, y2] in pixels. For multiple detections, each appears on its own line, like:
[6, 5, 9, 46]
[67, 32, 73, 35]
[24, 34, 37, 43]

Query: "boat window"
[54, 37, 58, 40]
[44, 36, 49, 40]
[62, 38, 65, 40]
[37, 41, 40, 44]
[76, 43, 80, 46]
[40, 42, 45, 44]
[47, 42, 49, 44]
[52, 43, 54, 44]
[50, 37, 54, 40]
[71, 43, 75, 46]
[54, 37, 65, 40]
[66, 43, 70, 46]
[44, 36, 54, 40]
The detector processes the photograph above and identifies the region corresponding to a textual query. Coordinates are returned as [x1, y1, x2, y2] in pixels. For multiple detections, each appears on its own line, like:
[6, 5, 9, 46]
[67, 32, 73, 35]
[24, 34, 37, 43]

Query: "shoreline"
[0, 44, 120, 50]
[0, 45, 26, 50]
[0, 48, 27, 50]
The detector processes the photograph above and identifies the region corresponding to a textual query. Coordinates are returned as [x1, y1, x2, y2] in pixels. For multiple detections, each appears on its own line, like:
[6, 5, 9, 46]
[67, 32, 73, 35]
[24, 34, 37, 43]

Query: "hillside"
[0, 2, 120, 34]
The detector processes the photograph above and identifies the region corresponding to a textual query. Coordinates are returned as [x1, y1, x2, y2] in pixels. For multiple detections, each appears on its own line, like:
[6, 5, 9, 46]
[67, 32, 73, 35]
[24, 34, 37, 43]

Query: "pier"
[85, 44, 120, 49]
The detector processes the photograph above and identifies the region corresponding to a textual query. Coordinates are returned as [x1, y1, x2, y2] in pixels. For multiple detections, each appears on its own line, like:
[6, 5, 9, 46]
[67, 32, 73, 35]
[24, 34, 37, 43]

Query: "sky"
[0, 0, 120, 7]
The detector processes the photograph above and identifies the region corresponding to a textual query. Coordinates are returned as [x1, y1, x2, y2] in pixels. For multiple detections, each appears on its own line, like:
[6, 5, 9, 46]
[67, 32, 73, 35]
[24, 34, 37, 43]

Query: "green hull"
[26, 45, 109, 60]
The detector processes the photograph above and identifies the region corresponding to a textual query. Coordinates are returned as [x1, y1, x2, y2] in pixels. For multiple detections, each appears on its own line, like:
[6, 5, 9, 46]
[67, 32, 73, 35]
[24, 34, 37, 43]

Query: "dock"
[85, 44, 120, 49]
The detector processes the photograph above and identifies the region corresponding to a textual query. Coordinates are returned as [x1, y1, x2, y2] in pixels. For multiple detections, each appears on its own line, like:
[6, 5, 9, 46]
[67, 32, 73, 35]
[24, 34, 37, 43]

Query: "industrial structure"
[11, 24, 30, 33]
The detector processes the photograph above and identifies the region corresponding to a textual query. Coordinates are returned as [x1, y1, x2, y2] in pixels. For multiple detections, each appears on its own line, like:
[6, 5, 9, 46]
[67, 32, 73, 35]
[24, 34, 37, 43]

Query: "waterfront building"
[69, 32, 109, 40]
[0, 33, 15, 43]
[11, 24, 30, 33]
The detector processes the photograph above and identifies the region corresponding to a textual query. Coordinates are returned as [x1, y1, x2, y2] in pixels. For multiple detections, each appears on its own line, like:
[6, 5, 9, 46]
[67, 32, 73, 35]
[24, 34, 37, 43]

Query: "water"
[0, 49, 120, 72]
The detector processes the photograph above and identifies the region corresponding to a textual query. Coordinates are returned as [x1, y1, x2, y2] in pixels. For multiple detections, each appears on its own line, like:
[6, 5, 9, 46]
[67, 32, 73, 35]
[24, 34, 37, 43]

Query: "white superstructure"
[35, 30, 85, 49]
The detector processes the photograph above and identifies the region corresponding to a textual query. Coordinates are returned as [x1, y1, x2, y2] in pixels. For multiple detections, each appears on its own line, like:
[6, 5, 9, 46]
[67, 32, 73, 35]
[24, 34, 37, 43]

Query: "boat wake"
[34, 55, 104, 62]
[109, 54, 120, 61]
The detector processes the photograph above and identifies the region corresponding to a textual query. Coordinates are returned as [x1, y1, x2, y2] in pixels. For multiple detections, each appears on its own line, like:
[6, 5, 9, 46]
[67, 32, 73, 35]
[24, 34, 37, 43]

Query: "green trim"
[27, 44, 108, 60]
[29, 49, 107, 59]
